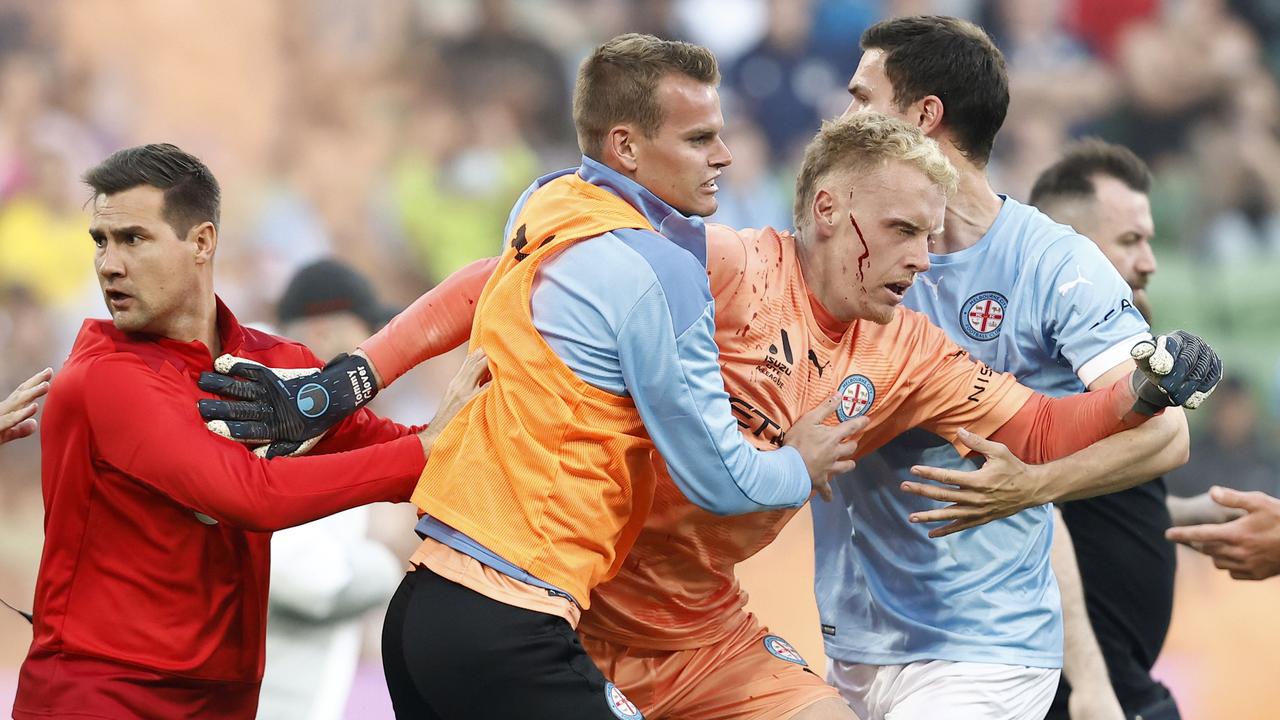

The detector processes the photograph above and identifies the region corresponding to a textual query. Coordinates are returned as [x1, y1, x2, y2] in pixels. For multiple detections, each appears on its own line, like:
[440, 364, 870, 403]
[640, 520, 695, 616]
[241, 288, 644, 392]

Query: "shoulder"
[998, 199, 1091, 259]
[582, 226, 712, 301]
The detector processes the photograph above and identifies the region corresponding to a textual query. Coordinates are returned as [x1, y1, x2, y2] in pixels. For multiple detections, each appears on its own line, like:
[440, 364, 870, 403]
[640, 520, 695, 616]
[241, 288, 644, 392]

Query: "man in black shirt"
[1031, 139, 1236, 720]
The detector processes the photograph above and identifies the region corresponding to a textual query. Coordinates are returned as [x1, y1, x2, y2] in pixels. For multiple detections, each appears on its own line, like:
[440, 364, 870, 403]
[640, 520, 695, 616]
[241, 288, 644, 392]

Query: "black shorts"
[381, 566, 644, 720]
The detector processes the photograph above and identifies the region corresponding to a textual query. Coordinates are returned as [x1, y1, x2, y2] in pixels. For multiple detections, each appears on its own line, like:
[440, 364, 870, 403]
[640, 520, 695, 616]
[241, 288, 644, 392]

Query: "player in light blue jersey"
[812, 16, 1194, 720]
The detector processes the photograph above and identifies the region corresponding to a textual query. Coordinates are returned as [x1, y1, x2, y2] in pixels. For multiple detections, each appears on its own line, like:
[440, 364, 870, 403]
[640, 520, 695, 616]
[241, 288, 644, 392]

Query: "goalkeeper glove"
[1129, 330, 1222, 416]
[197, 352, 377, 458]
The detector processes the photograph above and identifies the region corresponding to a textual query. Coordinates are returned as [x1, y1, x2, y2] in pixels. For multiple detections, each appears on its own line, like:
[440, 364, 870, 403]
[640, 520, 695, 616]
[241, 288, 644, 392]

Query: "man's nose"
[97, 242, 125, 278]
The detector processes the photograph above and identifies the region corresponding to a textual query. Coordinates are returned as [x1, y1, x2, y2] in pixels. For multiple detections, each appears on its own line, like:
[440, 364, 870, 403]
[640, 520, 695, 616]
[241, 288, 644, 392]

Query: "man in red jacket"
[12, 143, 485, 719]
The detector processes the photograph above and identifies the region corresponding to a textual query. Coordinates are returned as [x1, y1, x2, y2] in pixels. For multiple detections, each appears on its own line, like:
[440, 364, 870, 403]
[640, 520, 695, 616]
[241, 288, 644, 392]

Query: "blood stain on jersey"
[763, 635, 808, 666]
[836, 374, 875, 420]
[605, 682, 643, 719]
[960, 291, 1007, 342]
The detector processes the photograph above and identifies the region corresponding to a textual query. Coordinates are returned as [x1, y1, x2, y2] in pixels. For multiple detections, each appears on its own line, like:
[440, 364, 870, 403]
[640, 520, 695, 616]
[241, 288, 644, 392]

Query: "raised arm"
[197, 257, 496, 452]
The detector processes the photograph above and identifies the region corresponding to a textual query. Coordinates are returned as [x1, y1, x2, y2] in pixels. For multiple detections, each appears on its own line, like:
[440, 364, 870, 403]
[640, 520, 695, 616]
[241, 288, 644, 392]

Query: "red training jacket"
[14, 299, 425, 719]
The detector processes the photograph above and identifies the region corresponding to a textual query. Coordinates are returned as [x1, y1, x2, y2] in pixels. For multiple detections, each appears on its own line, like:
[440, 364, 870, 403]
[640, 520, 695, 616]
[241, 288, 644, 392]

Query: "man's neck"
[164, 292, 221, 358]
[934, 147, 1004, 255]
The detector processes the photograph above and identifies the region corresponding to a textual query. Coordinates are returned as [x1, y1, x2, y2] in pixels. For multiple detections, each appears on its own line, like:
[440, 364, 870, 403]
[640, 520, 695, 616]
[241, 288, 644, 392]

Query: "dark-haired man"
[813, 16, 1194, 718]
[12, 144, 487, 719]
[1034, 139, 1236, 720]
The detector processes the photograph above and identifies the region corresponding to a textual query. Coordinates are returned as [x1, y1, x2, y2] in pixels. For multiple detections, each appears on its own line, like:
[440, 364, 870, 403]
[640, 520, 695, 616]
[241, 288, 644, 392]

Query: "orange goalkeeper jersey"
[578, 224, 1034, 650]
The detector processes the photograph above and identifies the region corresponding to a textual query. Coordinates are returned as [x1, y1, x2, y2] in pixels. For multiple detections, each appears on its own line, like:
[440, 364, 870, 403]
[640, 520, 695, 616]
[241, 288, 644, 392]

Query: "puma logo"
[918, 273, 943, 299]
[1057, 265, 1094, 296]
[808, 349, 831, 377]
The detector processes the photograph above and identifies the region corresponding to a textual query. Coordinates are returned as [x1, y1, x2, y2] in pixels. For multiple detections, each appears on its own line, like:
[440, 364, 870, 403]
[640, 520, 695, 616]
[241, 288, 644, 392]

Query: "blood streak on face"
[850, 210, 871, 287]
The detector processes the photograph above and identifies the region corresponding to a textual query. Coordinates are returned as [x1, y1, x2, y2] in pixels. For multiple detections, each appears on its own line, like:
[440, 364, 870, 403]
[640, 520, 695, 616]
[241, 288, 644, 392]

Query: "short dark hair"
[1029, 138, 1152, 207]
[573, 33, 719, 160]
[83, 143, 221, 235]
[861, 16, 1008, 165]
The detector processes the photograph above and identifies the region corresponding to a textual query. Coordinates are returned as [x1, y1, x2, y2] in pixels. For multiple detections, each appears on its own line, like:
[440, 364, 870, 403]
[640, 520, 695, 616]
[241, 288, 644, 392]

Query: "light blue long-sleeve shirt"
[419, 157, 810, 604]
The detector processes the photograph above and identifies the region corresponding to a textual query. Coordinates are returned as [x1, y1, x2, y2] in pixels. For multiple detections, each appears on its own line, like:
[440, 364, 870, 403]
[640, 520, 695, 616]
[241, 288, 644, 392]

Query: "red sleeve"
[312, 406, 421, 454]
[359, 256, 497, 386]
[988, 374, 1148, 463]
[83, 356, 426, 532]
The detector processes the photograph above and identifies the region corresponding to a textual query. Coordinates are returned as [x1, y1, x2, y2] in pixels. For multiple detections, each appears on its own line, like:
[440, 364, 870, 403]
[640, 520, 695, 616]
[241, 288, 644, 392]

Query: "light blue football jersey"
[812, 196, 1150, 668]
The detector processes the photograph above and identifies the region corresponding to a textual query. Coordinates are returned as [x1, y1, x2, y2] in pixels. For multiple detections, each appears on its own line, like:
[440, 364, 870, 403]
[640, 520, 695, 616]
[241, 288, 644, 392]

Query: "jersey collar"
[576, 155, 707, 267]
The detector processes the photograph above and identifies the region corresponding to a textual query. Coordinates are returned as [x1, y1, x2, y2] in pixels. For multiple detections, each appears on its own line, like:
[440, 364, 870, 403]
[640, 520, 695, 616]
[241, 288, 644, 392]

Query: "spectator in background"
[442, 0, 575, 155]
[390, 47, 538, 282]
[1190, 68, 1280, 260]
[257, 260, 406, 720]
[727, 0, 846, 163]
[1166, 376, 1278, 498]
[708, 119, 792, 230]
[1113, 0, 1260, 166]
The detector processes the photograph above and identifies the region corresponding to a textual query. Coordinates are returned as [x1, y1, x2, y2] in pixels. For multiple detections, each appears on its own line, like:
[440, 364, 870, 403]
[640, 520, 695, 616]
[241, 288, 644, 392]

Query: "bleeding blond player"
[208, 114, 1203, 719]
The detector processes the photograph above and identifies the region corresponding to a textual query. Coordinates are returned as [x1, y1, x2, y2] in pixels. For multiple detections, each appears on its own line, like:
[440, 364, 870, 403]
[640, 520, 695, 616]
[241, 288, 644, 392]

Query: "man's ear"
[812, 188, 838, 237]
[190, 221, 218, 265]
[916, 95, 945, 136]
[602, 124, 640, 174]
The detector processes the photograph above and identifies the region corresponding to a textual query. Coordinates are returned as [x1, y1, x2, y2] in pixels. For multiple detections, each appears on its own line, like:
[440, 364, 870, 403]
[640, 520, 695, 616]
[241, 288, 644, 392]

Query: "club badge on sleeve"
[762, 634, 808, 666]
[605, 682, 643, 719]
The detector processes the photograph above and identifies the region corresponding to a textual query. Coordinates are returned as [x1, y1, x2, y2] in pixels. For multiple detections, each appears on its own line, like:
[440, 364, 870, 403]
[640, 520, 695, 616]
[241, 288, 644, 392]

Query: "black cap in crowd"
[276, 259, 397, 331]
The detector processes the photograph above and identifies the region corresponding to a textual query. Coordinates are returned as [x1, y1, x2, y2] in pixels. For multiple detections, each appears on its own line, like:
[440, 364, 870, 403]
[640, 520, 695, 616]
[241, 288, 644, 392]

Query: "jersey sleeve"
[1034, 234, 1150, 386]
[357, 256, 496, 386]
[878, 312, 1035, 455]
[80, 356, 426, 532]
[612, 229, 811, 516]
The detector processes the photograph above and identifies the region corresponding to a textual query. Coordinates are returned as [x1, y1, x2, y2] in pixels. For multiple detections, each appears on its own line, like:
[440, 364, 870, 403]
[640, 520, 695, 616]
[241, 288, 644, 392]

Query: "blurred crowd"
[1, 0, 1279, 713]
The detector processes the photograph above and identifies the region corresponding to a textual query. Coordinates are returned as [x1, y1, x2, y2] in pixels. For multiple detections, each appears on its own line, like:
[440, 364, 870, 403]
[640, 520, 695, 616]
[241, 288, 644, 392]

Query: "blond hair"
[793, 113, 958, 230]
[573, 33, 719, 160]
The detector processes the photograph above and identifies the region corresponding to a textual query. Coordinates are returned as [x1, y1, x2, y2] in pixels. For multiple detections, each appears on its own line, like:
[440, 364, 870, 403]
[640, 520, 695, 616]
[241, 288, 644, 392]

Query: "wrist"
[351, 348, 384, 391]
[1028, 461, 1057, 506]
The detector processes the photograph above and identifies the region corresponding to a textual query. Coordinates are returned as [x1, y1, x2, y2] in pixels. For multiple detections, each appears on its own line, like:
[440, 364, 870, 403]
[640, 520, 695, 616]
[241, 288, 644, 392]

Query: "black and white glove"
[197, 353, 377, 458]
[1129, 330, 1222, 416]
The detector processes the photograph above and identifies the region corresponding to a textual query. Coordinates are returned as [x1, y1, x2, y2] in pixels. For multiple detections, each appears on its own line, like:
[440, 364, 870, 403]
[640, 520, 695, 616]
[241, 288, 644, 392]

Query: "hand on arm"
[198, 353, 379, 458]
[0, 367, 52, 444]
[1052, 508, 1125, 720]
[87, 357, 427, 531]
[900, 331, 1216, 537]
[783, 395, 870, 502]
[416, 350, 491, 457]
[197, 258, 493, 455]
[1166, 486, 1280, 580]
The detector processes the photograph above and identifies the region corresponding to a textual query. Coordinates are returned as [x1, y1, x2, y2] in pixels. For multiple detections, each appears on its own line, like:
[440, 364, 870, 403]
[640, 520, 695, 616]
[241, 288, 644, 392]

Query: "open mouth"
[701, 176, 720, 192]
[885, 281, 911, 299]
[105, 290, 133, 307]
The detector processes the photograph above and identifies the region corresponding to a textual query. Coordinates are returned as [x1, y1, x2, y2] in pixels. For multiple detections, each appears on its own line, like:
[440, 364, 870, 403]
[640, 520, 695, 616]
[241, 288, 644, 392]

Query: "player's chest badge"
[836, 374, 875, 420]
[960, 291, 1008, 341]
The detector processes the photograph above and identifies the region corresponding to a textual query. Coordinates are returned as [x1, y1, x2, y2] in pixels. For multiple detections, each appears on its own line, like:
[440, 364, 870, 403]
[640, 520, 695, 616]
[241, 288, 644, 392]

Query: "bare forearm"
[1053, 509, 1123, 718]
[1042, 408, 1187, 503]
